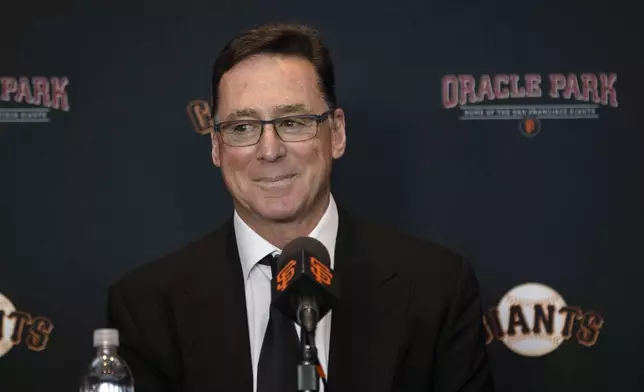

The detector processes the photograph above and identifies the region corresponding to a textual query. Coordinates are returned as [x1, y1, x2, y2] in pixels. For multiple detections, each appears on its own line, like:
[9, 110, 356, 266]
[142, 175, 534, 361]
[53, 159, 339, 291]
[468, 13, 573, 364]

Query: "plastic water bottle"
[80, 328, 134, 392]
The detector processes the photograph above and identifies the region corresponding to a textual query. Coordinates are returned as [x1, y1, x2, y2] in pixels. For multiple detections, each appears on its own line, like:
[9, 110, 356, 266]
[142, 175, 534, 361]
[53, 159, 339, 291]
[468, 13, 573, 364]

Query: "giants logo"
[187, 100, 212, 135]
[0, 76, 70, 123]
[0, 292, 54, 359]
[276, 260, 296, 291]
[484, 283, 603, 357]
[441, 72, 618, 137]
[310, 256, 332, 286]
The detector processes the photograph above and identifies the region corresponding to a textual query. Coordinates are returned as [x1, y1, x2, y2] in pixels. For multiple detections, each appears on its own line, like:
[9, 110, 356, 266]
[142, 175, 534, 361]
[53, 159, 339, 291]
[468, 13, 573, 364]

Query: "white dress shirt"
[234, 194, 338, 392]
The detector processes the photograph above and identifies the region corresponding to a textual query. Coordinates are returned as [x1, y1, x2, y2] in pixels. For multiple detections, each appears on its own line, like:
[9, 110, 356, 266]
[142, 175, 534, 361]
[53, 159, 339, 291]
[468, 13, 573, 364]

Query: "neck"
[236, 192, 330, 249]
[96, 345, 117, 356]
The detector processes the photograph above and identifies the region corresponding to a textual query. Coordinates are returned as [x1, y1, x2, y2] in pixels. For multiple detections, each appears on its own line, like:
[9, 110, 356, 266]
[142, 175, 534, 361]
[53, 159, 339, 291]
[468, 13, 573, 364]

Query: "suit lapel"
[172, 220, 253, 392]
[328, 210, 409, 392]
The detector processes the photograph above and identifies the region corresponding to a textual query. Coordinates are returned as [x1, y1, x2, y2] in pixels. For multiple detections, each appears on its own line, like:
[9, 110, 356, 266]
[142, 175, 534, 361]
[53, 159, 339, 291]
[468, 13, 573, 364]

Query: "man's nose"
[257, 123, 285, 162]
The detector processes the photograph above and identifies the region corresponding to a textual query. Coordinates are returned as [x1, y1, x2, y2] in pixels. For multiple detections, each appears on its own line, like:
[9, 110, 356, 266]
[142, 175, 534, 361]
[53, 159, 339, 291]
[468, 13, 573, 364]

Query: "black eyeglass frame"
[213, 110, 333, 147]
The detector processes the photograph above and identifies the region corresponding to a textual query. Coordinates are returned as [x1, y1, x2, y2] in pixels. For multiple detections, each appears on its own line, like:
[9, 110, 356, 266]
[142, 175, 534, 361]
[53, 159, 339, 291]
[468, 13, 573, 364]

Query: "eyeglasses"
[213, 111, 332, 147]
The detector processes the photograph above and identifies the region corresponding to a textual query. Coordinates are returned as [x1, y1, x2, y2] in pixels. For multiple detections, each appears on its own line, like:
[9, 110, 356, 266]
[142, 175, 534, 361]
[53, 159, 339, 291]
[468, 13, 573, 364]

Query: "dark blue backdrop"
[1, 0, 642, 390]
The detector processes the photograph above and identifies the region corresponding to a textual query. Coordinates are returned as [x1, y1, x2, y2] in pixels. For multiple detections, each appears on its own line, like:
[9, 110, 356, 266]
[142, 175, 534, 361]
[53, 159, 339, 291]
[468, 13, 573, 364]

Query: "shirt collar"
[234, 194, 339, 280]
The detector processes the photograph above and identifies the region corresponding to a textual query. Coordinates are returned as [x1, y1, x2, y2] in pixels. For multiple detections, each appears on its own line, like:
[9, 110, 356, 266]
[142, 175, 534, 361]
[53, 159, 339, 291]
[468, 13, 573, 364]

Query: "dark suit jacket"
[107, 209, 494, 392]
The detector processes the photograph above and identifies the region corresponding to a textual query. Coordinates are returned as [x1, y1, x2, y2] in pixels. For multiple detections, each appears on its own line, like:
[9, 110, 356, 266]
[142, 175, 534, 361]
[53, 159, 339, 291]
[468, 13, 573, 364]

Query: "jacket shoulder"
[346, 212, 476, 304]
[110, 221, 231, 296]
[349, 214, 480, 323]
[350, 214, 467, 273]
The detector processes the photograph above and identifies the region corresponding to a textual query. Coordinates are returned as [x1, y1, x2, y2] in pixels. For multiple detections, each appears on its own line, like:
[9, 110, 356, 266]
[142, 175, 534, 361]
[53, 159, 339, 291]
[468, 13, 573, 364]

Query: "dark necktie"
[257, 253, 300, 392]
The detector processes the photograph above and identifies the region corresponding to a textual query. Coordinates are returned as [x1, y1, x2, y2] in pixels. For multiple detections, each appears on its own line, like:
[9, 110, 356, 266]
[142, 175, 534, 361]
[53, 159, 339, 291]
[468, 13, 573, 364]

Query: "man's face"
[211, 54, 346, 223]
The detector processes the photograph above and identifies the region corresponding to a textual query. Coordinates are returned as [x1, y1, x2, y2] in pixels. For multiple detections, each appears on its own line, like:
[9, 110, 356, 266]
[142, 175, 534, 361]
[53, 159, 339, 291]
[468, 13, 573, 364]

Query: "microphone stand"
[297, 300, 328, 391]
[297, 328, 319, 391]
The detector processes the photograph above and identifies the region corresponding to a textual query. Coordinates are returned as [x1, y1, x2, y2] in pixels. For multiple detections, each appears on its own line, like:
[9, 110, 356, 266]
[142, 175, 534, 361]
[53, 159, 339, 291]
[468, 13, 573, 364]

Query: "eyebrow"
[223, 108, 259, 122]
[274, 103, 312, 116]
[222, 103, 313, 122]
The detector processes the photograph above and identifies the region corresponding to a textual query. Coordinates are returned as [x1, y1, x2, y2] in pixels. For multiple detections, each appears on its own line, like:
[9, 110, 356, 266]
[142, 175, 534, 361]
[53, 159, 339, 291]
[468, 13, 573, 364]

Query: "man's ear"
[211, 130, 222, 167]
[330, 108, 346, 159]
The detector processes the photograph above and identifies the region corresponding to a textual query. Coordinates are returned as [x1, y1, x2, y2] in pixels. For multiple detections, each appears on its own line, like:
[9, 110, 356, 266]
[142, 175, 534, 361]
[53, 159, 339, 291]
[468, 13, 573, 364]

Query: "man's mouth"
[254, 174, 297, 188]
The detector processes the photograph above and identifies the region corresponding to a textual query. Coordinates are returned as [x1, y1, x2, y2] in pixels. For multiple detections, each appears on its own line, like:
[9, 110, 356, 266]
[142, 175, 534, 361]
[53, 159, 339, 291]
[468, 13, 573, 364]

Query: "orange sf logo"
[524, 119, 536, 134]
[276, 260, 296, 291]
[310, 257, 332, 286]
[187, 100, 213, 135]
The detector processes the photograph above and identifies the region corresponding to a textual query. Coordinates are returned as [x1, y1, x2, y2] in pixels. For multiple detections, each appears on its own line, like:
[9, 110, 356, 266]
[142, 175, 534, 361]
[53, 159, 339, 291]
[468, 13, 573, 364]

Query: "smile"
[254, 174, 297, 188]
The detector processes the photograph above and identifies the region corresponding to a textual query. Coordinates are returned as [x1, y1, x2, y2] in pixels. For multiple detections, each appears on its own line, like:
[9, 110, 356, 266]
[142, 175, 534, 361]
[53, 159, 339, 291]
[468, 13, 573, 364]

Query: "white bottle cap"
[93, 328, 119, 347]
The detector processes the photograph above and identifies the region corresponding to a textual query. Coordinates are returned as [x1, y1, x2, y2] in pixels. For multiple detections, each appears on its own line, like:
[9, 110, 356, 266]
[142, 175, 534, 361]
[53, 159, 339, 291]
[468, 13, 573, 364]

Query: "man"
[108, 23, 494, 392]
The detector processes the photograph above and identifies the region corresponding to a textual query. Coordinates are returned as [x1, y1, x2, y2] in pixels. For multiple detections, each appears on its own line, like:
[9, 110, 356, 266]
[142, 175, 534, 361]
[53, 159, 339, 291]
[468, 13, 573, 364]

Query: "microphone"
[271, 236, 339, 334]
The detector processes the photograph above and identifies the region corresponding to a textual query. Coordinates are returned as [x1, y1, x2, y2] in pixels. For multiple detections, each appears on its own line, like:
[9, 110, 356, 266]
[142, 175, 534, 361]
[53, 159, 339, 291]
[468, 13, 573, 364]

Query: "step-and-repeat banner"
[1, 1, 642, 391]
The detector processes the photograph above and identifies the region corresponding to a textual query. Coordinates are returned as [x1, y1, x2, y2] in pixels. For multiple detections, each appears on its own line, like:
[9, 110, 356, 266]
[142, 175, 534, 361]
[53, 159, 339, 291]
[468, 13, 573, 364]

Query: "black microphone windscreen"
[272, 236, 338, 325]
[278, 236, 331, 267]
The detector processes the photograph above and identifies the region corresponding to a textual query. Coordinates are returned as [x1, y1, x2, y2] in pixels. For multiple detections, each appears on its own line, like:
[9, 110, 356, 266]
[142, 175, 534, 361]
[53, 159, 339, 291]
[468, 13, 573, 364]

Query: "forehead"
[216, 54, 326, 119]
